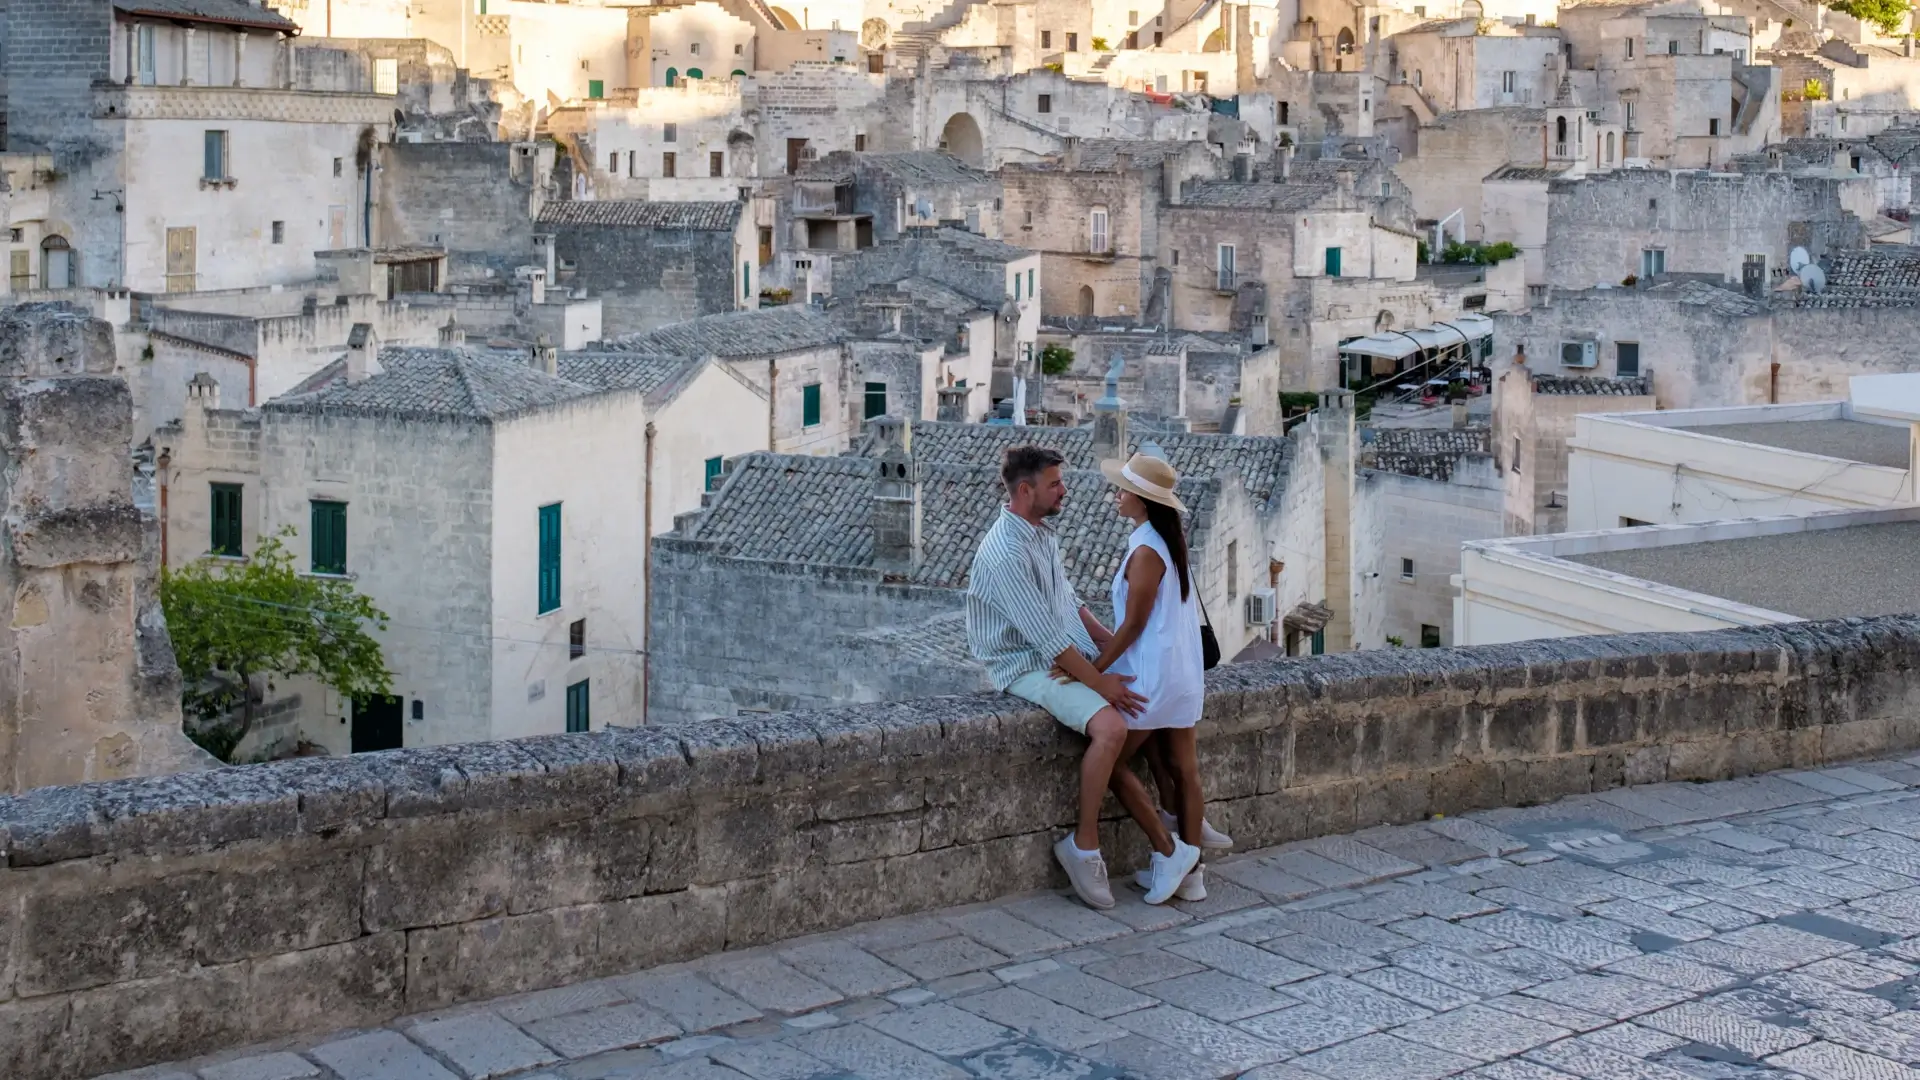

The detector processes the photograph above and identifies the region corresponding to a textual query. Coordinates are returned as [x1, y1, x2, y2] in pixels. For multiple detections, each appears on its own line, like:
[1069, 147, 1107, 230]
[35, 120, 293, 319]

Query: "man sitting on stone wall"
[965, 445, 1197, 909]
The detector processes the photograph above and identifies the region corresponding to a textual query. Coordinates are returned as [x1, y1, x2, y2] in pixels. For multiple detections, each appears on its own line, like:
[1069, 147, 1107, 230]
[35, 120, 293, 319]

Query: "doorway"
[352, 694, 404, 752]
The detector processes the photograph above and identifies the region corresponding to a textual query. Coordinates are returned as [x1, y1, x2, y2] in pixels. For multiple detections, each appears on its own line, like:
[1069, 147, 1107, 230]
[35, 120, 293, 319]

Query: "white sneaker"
[1144, 838, 1202, 905]
[1159, 808, 1233, 850]
[1054, 835, 1115, 909]
[1133, 864, 1207, 902]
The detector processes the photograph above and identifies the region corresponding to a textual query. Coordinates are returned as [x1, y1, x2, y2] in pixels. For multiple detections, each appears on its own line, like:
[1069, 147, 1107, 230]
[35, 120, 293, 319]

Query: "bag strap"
[1196, 589, 1213, 630]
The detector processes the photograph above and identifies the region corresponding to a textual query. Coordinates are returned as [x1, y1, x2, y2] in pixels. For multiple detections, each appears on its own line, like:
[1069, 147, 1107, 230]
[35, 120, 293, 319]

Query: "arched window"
[40, 235, 71, 290]
[1336, 27, 1355, 54]
[1555, 115, 1568, 144]
[731, 68, 747, 77]
[686, 67, 704, 79]
[1413, 69, 1422, 88]
[665, 66, 679, 86]
[1606, 131, 1616, 162]
[1078, 284, 1095, 316]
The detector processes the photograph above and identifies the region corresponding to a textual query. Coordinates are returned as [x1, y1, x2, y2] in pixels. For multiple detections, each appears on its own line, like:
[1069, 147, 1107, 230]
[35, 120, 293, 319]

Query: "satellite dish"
[1797, 262, 1827, 294]
[1789, 246, 1811, 272]
[914, 197, 934, 219]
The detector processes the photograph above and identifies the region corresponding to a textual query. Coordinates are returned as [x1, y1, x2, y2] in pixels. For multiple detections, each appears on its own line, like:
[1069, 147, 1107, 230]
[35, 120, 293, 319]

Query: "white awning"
[1338, 313, 1494, 361]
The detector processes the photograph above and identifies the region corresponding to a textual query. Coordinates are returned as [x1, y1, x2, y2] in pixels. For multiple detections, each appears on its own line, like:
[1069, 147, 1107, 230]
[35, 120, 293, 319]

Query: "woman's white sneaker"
[1144, 838, 1202, 904]
[1133, 864, 1207, 901]
[1159, 809, 1233, 850]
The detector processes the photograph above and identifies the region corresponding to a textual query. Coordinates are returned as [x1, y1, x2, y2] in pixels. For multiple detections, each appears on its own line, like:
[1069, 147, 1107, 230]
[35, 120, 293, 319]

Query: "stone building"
[1354, 425, 1502, 649]
[647, 413, 1326, 722]
[1491, 363, 1656, 536]
[535, 199, 758, 336]
[151, 333, 763, 753]
[1388, 17, 1564, 112]
[377, 140, 559, 284]
[6, 0, 397, 292]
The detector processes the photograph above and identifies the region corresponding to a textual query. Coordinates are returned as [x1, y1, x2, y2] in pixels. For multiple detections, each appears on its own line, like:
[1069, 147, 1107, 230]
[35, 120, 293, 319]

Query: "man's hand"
[1090, 672, 1147, 718]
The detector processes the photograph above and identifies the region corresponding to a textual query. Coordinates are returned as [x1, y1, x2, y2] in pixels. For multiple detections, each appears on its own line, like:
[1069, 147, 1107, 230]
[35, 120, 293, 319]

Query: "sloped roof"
[1486, 164, 1571, 182]
[1360, 426, 1492, 482]
[1531, 372, 1654, 396]
[895, 276, 986, 316]
[267, 347, 596, 422]
[859, 151, 997, 187]
[556, 352, 699, 395]
[114, 0, 297, 31]
[534, 200, 742, 230]
[1180, 181, 1338, 211]
[607, 306, 847, 358]
[1791, 246, 1920, 308]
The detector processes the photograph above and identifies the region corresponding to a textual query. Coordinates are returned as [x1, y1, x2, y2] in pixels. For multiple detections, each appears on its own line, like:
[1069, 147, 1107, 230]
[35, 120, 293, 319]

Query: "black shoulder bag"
[1197, 592, 1221, 670]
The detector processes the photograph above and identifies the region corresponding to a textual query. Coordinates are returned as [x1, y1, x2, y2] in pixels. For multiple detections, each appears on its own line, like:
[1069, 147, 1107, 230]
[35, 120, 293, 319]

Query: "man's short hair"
[1002, 445, 1066, 492]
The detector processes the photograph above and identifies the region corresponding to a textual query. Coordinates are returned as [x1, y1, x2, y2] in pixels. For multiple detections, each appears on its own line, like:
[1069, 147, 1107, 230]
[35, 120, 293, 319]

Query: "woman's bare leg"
[1164, 728, 1206, 849]
[1143, 731, 1180, 816]
[1109, 730, 1174, 855]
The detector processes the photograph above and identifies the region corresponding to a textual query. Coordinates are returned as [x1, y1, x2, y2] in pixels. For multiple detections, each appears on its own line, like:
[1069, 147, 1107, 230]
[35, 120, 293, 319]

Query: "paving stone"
[1582, 900, 1716, 942]
[1802, 956, 1918, 989]
[1337, 884, 1506, 924]
[1112, 1004, 1290, 1071]
[1301, 836, 1425, 882]
[311, 1032, 462, 1080]
[1233, 1002, 1380, 1053]
[1525, 1038, 1710, 1080]
[849, 914, 960, 952]
[1804, 1009, 1920, 1061]
[1824, 769, 1910, 794]
[1265, 910, 1421, 954]
[1478, 947, 1582, 984]
[409, 1011, 562, 1078]
[996, 958, 1063, 983]
[1162, 935, 1319, 988]
[927, 971, 1002, 998]
[1769, 867, 1884, 901]
[485, 979, 630, 1027]
[1212, 860, 1323, 901]
[1080, 947, 1207, 988]
[1618, 858, 1767, 889]
[1428, 817, 1529, 856]
[875, 935, 1010, 981]
[1521, 974, 1692, 1020]
[1768, 1040, 1918, 1080]
[781, 1011, 842, 1031]
[634, 1061, 753, 1080]
[1785, 772, 1879, 798]
[953, 986, 1128, 1052]
[656, 1034, 737, 1058]
[1668, 937, 1805, 975]
[1238, 1064, 1328, 1080]
[1004, 896, 1133, 946]
[1350, 963, 1485, 1011]
[1670, 901, 1763, 931]
[1100, 895, 1193, 931]
[834, 998, 896, 1023]
[1576, 1023, 1688, 1057]
[1021, 969, 1159, 1019]
[705, 956, 843, 1015]
[1142, 970, 1297, 1023]
[1455, 915, 1639, 971]
[524, 1003, 682, 1058]
[941, 909, 1074, 959]
[1386, 915, 1511, 954]
[960, 1041, 1123, 1080]
[1289, 1031, 1480, 1080]
[1082, 1034, 1226, 1080]
[1484, 994, 1615, 1033]
[1602, 953, 1746, 994]
[885, 988, 937, 1007]
[1694, 828, 1789, 855]
[1388, 945, 1538, 996]
[1757, 971, 1900, 1018]
[1717, 922, 1859, 965]
[1638, 999, 1816, 1058]
[1269, 848, 1373, 889]
[1390, 1002, 1571, 1061]
[1356, 826, 1490, 869]
[1472, 887, 1586, 920]
[623, 973, 764, 1033]
[790, 1023, 971, 1080]
[779, 940, 917, 997]
[867, 1001, 1015, 1056]
[1258, 933, 1386, 975]
[1464, 1062, 1582, 1080]
[1281, 974, 1433, 1027]
[196, 1054, 322, 1080]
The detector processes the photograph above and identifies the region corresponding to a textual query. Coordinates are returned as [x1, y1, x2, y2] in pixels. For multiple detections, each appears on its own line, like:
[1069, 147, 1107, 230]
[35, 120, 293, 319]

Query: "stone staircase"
[889, 0, 984, 59]
[1774, 50, 1836, 98]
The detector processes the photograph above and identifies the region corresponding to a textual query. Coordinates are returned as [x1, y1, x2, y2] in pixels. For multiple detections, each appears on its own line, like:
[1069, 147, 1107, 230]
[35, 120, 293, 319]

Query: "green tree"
[1828, 0, 1910, 34]
[1039, 343, 1075, 376]
[160, 529, 392, 761]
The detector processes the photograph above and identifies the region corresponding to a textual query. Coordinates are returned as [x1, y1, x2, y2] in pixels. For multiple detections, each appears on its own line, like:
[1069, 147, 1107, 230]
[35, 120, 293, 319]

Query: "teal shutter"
[704, 456, 724, 491]
[864, 382, 887, 419]
[1027, 268, 1035, 298]
[1311, 629, 1326, 655]
[565, 679, 590, 733]
[203, 131, 224, 181]
[310, 500, 346, 574]
[538, 503, 562, 613]
[802, 383, 821, 427]
[210, 483, 242, 557]
[587, 79, 604, 98]
[1325, 247, 1342, 277]
[743, 261, 752, 299]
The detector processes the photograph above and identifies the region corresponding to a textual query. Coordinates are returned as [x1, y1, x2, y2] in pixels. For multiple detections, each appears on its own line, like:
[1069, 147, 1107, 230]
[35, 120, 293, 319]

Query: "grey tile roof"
[1043, 140, 1196, 173]
[1179, 181, 1338, 211]
[895, 276, 984, 316]
[1644, 278, 1771, 316]
[919, 226, 1033, 263]
[858, 151, 996, 187]
[1486, 164, 1570, 182]
[607, 306, 847, 358]
[1531, 372, 1654, 396]
[1789, 246, 1920, 308]
[1360, 427, 1492, 481]
[114, 0, 296, 30]
[266, 347, 596, 422]
[555, 352, 699, 395]
[534, 201, 742, 230]
[849, 420, 1294, 507]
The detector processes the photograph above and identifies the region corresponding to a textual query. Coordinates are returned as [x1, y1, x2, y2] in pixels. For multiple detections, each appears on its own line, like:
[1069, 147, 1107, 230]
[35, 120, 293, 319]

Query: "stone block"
[692, 797, 814, 885]
[1428, 760, 1504, 816]
[363, 828, 516, 932]
[923, 764, 1073, 849]
[817, 814, 922, 864]
[0, 994, 69, 1079]
[510, 816, 652, 913]
[594, 888, 727, 974]
[1199, 731, 1262, 801]
[1666, 738, 1733, 783]
[724, 859, 889, 948]
[11, 505, 145, 569]
[1293, 714, 1358, 783]
[405, 905, 607, 1011]
[248, 934, 406, 1036]
[1501, 755, 1592, 807]
[1726, 731, 1791, 776]
[1487, 699, 1554, 757]
[1580, 694, 1641, 749]
[1820, 716, 1892, 763]
[17, 873, 198, 994]
[1354, 769, 1430, 829]
[65, 961, 253, 1078]
[816, 779, 926, 822]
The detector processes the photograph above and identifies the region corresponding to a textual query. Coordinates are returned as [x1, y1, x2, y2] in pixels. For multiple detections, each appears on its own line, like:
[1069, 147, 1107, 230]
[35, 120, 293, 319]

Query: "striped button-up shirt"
[966, 507, 1098, 691]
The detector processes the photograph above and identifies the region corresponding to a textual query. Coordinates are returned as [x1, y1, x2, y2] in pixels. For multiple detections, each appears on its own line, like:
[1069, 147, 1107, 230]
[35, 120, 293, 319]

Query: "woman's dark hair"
[1143, 500, 1191, 601]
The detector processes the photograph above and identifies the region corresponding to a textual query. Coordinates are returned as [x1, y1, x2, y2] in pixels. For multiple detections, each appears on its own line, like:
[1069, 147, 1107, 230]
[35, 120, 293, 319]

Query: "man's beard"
[1041, 497, 1065, 517]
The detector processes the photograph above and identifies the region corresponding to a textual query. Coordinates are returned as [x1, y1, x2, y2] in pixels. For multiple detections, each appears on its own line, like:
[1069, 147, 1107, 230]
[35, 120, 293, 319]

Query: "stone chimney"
[1163, 157, 1183, 206]
[1092, 352, 1128, 463]
[1276, 143, 1295, 181]
[533, 334, 558, 376]
[1317, 389, 1356, 654]
[935, 384, 968, 421]
[1335, 166, 1357, 208]
[870, 415, 920, 575]
[438, 315, 465, 347]
[186, 371, 221, 413]
[345, 323, 381, 384]
[1906, 35, 1915, 57]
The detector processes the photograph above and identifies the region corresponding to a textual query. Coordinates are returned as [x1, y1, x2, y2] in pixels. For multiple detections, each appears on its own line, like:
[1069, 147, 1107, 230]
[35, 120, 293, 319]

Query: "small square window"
[710, 150, 725, 176]
[690, 41, 701, 55]
[1420, 624, 1441, 648]
[1400, 558, 1414, 582]
[1708, 118, 1720, 136]
[1041, 29, 1052, 47]
[705, 455, 724, 490]
[662, 152, 677, 177]
[735, 43, 744, 54]
[333, 157, 343, 177]
[855, 133, 866, 151]
[1038, 94, 1052, 113]
[663, 122, 677, 142]
[569, 618, 586, 659]
[270, 221, 284, 244]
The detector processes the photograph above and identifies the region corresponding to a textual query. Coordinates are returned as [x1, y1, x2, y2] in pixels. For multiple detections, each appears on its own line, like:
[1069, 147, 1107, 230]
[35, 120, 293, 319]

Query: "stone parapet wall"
[6, 617, 1920, 1078]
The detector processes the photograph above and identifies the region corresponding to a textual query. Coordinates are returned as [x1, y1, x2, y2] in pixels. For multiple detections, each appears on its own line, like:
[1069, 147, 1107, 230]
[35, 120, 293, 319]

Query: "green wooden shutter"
[1027, 268, 1035, 298]
[538, 503, 562, 613]
[704, 456, 724, 491]
[311, 500, 346, 574]
[802, 383, 821, 427]
[587, 79, 604, 98]
[210, 483, 242, 556]
[1325, 247, 1342, 277]
[566, 679, 590, 733]
[203, 131, 223, 181]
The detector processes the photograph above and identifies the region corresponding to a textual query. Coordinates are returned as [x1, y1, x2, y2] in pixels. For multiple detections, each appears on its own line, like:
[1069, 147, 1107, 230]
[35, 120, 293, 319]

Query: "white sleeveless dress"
[1108, 523, 1205, 731]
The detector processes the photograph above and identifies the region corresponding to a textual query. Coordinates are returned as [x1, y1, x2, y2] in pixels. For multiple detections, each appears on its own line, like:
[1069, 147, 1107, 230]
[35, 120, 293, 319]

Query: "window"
[334, 157, 344, 178]
[663, 122, 677, 142]
[203, 130, 229, 182]
[628, 151, 638, 177]
[1641, 248, 1665, 277]
[8, 250, 27, 292]
[608, 152, 618, 174]
[310, 500, 347, 575]
[1089, 207, 1109, 253]
[802, 382, 822, 427]
[690, 41, 702, 55]
[1027, 268, 1035, 298]
[1038, 93, 1052, 113]
[662, 152, 676, 177]
[270, 221, 284, 244]
[1217, 243, 1235, 289]
[1310, 629, 1325, 655]
[1324, 246, 1342, 277]
[1624, 101, 1636, 129]
[736, 43, 744, 54]
[1014, 273, 1021, 300]
[1621, 517, 1654, 528]
[588, 79, 604, 99]
[1399, 557, 1414, 582]
[569, 619, 586, 659]
[1708, 118, 1720, 136]
[1041, 29, 1052, 47]
[1667, 39, 1678, 54]
[1502, 70, 1515, 93]
[855, 133, 867, 151]
[704, 455, 725, 491]
[1066, 32, 1078, 50]
[1126, 31, 1138, 48]
[1227, 541, 1239, 601]
[137, 24, 156, 84]
[1171, 249, 1179, 267]
[865, 381, 887, 419]
[565, 679, 590, 733]
[1616, 341, 1640, 377]
[535, 502, 563, 613]
[1153, 31, 1162, 45]
[710, 150, 725, 176]
[210, 483, 243, 556]
[742, 261, 751, 299]
[1626, 38, 1634, 58]
[375, 57, 399, 95]
[1511, 437, 1522, 473]
[1420, 624, 1441, 648]
[43, 236, 73, 289]
[1128, 8, 1138, 21]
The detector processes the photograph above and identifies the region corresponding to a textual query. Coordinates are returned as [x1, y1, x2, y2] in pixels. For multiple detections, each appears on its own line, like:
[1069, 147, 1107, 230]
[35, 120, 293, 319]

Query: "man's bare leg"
[1076, 708, 1130, 851]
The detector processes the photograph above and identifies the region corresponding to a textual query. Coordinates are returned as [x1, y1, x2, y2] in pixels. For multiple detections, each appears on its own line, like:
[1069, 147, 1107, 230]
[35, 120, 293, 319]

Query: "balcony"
[1073, 236, 1116, 261]
[1214, 269, 1237, 293]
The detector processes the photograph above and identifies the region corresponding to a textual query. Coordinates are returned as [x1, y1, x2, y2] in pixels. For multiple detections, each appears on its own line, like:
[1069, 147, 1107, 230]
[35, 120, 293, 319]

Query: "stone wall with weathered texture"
[6, 616, 1920, 1078]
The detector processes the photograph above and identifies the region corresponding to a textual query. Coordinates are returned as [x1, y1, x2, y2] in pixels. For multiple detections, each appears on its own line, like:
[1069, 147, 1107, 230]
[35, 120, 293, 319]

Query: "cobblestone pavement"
[112, 754, 1920, 1080]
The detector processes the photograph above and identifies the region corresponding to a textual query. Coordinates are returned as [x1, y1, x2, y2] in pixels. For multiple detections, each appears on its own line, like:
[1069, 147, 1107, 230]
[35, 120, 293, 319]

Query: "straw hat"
[1100, 452, 1187, 513]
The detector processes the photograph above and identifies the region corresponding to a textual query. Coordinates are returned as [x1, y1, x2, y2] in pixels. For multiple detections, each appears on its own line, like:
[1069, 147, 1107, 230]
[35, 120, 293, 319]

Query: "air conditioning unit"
[1245, 587, 1277, 626]
[1559, 340, 1598, 368]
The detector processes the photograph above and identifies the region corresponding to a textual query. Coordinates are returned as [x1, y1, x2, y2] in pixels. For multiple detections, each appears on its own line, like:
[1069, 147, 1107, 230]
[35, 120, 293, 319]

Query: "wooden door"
[165, 227, 196, 292]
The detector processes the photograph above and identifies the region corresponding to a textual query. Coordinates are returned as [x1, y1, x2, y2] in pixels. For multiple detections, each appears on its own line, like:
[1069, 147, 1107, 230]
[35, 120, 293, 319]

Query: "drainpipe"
[156, 449, 171, 568]
[641, 421, 655, 725]
[767, 361, 779, 449]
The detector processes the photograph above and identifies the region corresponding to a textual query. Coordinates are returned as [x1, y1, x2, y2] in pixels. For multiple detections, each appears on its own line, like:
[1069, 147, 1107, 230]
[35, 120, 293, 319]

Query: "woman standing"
[1092, 453, 1215, 902]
